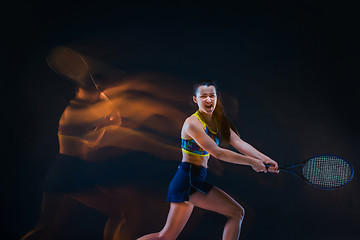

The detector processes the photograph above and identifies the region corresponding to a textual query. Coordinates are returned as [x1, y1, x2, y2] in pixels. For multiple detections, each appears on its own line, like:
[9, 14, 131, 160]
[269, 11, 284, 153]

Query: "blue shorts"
[166, 162, 213, 202]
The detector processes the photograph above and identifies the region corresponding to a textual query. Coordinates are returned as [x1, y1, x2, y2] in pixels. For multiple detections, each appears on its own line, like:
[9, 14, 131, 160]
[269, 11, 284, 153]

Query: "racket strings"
[302, 156, 353, 188]
[47, 46, 93, 88]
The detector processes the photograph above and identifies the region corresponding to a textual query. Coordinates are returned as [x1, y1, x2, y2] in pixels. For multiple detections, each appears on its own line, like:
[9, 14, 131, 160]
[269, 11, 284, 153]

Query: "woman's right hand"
[250, 158, 268, 173]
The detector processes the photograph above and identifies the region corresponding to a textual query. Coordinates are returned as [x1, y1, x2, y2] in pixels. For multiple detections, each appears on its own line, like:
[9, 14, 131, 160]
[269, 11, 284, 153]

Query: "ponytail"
[213, 99, 239, 144]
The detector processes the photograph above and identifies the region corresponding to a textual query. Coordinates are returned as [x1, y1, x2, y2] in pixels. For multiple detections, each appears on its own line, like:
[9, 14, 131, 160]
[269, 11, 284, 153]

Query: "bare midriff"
[181, 151, 210, 168]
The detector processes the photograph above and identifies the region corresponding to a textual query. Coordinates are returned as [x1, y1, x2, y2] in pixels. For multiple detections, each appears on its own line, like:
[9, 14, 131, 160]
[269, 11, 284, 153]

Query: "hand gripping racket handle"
[264, 164, 280, 173]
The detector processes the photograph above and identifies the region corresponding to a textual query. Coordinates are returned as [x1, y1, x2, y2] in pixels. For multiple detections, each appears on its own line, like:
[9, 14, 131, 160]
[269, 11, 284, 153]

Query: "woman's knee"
[228, 203, 245, 221]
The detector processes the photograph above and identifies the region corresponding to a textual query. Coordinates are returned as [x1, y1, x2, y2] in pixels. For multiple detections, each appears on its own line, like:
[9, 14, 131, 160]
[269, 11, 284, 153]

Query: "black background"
[2, 0, 359, 239]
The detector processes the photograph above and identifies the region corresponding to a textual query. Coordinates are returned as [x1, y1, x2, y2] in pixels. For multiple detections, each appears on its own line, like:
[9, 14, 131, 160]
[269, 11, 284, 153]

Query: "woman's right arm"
[185, 120, 268, 172]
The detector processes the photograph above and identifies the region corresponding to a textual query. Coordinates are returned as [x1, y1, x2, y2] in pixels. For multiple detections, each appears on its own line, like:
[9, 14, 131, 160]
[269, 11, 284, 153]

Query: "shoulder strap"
[193, 111, 218, 134]
[193, 111, 207, 128]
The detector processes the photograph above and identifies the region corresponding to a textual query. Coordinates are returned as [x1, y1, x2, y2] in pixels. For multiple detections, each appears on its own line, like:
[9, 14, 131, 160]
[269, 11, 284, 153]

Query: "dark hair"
[194, 79, 239, 143]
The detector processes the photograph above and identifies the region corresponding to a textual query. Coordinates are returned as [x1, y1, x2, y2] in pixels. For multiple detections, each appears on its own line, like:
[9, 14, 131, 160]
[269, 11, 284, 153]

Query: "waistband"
[179, 162, 207, 174]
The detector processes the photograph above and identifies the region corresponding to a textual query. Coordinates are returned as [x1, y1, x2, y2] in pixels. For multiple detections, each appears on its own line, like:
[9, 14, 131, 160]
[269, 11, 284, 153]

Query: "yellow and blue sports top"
[181, 111, 220, 156]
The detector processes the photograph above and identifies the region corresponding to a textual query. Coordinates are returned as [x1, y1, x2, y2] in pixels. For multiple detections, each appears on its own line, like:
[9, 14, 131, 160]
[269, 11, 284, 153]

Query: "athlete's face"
[193, 85, 217, 115]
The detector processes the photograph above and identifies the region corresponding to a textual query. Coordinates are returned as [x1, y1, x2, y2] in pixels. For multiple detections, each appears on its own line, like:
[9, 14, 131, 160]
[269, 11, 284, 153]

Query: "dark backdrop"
[2, 1, 359, 239]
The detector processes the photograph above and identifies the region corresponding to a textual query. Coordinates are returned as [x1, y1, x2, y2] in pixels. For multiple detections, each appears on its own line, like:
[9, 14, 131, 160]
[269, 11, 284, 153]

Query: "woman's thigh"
[160, 202, 194, 237]
[189, 186, 244, 219]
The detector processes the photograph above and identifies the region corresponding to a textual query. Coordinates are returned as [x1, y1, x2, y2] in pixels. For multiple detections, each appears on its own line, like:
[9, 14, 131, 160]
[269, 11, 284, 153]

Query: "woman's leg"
[189, 186, 245, 240]
[137, 202, 194, 240]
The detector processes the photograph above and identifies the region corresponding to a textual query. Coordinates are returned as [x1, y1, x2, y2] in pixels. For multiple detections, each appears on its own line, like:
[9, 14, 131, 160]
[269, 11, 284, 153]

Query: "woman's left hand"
[262, 157, 279, 173]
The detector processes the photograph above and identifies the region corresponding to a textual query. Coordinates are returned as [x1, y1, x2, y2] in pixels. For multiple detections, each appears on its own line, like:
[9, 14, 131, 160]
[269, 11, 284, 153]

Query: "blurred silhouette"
[21, 46, 192, 240]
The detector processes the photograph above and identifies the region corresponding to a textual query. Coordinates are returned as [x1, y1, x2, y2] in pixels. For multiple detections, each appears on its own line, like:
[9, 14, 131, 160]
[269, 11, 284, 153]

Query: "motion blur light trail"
[57, 74, 190, 162]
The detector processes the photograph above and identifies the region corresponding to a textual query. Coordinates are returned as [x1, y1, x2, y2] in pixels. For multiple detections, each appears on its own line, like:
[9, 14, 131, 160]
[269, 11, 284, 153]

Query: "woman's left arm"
[229, 129, 279, 172]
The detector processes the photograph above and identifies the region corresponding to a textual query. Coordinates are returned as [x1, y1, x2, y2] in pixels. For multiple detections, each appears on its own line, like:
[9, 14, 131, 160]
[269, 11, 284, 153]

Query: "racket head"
[46, 46, 95, 89]
[302, 154, 354, 190]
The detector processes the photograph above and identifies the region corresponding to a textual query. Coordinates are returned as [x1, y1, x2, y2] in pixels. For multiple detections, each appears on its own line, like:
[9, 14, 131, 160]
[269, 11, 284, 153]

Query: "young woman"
[137, 79, 279, 240]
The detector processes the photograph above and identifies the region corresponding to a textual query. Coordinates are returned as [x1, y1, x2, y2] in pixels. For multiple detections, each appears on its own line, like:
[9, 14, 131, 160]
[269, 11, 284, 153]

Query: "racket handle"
[264, 164, 280, 173]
